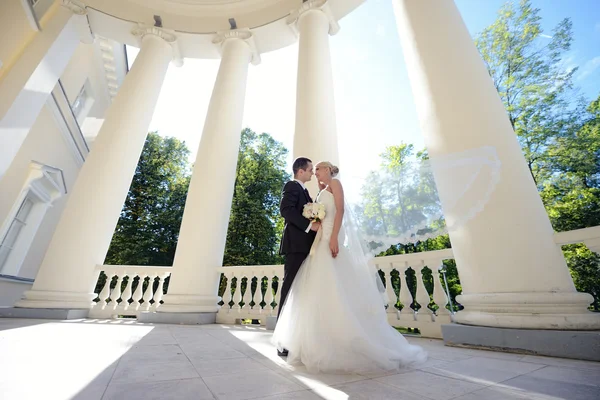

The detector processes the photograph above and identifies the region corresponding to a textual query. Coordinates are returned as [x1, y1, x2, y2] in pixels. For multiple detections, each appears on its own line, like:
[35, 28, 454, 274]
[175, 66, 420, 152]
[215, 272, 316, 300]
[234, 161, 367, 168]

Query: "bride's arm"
[329, 179, 344, 258]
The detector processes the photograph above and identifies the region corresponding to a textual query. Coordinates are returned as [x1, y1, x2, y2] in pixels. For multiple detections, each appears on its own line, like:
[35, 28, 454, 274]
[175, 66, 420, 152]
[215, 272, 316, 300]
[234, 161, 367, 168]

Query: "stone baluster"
[152, 274, 168, 310]
[111, 273, 125, 310]
[274, 274, 282, 314]
[432, 260, 451, 317]
[224, 272, 234, 312]
[398, 263, 415, 319]
[414, 263, 434, 321]
[131, 274, 144, 310]
[248, 271, 257, 314]
[232, 275, 243, 312]
[384, 264, 399, 316]
[142, 276, 155, 311]
[121, 273, 134, 310]
[264, 272, 275, 315]
[97, 274, 112, 308]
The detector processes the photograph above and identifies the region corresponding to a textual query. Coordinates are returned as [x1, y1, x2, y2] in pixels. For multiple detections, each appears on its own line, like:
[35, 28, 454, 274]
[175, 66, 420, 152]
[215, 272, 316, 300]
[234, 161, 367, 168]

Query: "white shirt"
[294, 179, 313, 233]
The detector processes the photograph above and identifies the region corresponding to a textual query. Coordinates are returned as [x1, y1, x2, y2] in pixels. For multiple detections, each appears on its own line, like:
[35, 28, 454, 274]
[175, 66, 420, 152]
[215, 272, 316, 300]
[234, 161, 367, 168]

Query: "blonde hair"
[316, 161, 339, 177]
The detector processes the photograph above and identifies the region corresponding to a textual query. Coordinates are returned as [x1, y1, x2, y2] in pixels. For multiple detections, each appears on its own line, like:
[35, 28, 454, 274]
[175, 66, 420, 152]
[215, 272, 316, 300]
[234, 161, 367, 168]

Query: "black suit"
[278, 180, 316, 319]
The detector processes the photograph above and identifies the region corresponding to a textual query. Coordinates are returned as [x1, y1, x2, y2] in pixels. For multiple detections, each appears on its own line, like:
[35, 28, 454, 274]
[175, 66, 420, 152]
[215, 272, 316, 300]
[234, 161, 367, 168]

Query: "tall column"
[150, 31, 256, 322]
[14, 26, 177, 312]
[393, 0, 599, 329]
[288, 0, 340, 196]
[0, 2, 83, 180]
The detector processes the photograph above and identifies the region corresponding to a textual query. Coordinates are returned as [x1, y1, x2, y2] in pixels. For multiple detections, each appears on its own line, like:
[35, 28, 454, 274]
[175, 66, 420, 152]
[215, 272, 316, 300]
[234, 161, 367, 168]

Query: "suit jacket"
[279, 180, 317, 255]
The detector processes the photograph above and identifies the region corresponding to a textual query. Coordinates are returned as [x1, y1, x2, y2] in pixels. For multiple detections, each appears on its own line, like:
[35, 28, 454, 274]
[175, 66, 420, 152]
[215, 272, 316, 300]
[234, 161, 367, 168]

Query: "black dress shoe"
[277, 349, 289, 357]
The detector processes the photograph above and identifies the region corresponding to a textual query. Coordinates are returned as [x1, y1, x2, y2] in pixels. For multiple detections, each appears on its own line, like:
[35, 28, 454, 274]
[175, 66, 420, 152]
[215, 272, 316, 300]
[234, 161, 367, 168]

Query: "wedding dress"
[272, 184, 428, 373]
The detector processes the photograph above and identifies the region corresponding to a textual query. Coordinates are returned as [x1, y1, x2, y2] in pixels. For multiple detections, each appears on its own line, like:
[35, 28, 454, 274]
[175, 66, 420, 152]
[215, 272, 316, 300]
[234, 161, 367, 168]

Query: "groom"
[277, 157, 320, 356]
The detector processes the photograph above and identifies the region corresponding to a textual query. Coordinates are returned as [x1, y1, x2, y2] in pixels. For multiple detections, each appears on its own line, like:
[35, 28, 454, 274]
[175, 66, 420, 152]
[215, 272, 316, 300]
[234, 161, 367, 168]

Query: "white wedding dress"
[272, 187, 427, 373]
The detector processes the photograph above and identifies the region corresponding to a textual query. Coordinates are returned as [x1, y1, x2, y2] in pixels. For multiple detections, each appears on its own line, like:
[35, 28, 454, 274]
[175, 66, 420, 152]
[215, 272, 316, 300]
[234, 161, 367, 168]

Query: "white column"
[393, 0, 599, 330]
[15, 27, 176, 310]
[0, 2, 83, 180]
[157, 32, 255, 315]
[289, 0, 340, 196]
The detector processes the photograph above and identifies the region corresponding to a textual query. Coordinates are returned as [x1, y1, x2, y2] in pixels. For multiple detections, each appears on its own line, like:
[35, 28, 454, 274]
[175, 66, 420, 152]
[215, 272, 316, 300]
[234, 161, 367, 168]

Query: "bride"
[272, 161, 428, 373]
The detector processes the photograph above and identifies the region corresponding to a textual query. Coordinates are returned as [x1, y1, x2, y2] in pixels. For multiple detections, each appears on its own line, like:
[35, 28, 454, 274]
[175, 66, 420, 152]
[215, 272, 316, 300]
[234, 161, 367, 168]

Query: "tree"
[357, 144, 458, 312]
[475, 0, 578, 186]
[219, 129, 289, 306]
[356, 143, 443, 246]
[222, 128, 290, 266]
[475, 0, 600, 310]
[540, 95, 600, 309]
[105, 132, 190, 266]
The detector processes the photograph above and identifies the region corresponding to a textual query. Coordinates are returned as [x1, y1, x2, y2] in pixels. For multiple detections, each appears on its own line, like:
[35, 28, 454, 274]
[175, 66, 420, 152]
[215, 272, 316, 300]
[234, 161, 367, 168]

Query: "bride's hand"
[329, 237, 339, 258]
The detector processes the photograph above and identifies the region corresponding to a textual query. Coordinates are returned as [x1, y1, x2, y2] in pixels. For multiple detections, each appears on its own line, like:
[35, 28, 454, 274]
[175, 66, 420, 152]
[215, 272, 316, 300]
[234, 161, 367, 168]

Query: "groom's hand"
[310, 221, 321, 232]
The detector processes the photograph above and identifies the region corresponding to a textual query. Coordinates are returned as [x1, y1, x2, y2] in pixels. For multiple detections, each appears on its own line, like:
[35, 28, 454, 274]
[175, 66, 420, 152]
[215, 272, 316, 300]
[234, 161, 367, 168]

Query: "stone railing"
[89, 225, 600, 336]
[372, 248, 455, 338]
[554, 225, 600, 253]
[215, 249, 456, 338]
[88, 265, 171, 319]
[216, 264, 283, 324]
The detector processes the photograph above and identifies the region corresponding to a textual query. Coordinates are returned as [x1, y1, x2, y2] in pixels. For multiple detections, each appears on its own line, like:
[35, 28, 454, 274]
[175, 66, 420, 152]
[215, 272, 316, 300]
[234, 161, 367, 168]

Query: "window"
[21, 0, 54, 30]
[0, 196, 36, 269]
[71, 80, 95, 124]
[0, 162, 66, 276]
[71, 85, 87, 118]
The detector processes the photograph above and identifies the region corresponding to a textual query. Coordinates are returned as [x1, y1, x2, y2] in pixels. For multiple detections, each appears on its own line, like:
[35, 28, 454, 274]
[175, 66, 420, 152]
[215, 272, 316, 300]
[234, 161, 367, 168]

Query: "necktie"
[304, 188, 311, 202]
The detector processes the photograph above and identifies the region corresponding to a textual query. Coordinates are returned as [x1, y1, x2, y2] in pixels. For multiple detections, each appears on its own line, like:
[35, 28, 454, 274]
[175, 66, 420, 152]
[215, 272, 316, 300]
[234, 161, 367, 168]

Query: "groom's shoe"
[277, 349, 289, 357]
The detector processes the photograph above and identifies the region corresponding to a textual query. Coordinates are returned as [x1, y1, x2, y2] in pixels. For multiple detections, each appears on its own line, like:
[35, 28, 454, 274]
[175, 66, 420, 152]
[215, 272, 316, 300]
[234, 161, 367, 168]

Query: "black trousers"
[277, 252, 308, 320]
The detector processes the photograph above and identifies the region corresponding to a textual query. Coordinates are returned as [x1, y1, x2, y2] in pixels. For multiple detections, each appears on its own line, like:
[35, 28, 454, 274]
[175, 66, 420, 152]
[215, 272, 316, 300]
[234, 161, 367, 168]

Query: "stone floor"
[0, 318, 599, 400]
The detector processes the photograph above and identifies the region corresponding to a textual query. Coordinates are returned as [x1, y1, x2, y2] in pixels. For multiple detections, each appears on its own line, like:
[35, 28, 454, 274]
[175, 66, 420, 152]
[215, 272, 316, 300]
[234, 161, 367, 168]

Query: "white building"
[0, 0, 127, 306]
[0, 0, 599, 384]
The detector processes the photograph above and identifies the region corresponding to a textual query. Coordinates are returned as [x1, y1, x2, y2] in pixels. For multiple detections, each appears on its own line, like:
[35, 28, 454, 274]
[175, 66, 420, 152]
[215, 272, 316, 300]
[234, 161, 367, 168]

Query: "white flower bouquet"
[303, 203, 326, 222]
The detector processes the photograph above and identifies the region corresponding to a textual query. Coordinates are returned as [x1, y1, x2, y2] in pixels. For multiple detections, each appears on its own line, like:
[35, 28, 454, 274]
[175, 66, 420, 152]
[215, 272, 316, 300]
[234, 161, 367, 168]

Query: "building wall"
[0, 0, 35, 75]
[0, 37, 113, 306]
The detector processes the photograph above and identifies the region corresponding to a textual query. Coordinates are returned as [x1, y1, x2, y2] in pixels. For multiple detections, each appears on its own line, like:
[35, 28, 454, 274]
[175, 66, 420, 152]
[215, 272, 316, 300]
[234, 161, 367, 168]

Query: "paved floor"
[0, 318, 599, 399]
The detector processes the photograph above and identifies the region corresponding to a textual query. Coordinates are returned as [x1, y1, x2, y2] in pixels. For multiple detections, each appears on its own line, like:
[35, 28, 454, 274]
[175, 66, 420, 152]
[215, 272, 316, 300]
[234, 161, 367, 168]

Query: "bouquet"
[303, 203, 326, 222]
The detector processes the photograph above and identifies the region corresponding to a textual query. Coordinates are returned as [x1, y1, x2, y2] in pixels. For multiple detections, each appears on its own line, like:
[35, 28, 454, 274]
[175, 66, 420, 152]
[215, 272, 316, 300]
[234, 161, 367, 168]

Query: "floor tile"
[103, 378, 215, 400]
[334, 379, 431, 399]
[498, 374, 600, 400]
[202, 369, 304, 400]
[376, 370, 486, 400]
[423, 356, 545, 385]
[191, 357, 269, 378]
[111, 359, 199, 384]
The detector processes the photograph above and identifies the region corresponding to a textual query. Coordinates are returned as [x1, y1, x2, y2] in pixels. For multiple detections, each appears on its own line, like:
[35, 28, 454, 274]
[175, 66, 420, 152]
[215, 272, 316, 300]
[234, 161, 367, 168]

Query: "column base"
[442, 324, 600, 361]
[455, 292, 600, 330]
[158, 294, 221, 313]
[138, 311, 216, 325]
[265, 315, 277, 330]
[0, 306, 88, 320]
[14, 289, 97, 310]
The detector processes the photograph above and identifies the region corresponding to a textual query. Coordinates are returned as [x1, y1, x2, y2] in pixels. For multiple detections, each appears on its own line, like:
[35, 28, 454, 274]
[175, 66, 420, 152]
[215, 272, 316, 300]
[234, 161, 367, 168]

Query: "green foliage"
[222, 128, 290, 266]
[355, 143, 442, 240]
[360, 1, 600, 311]
[104, 132, 190, 267]
[563, 244, 600, 311]
[475, 0, 579, 185]
[100, 129, 289, 298]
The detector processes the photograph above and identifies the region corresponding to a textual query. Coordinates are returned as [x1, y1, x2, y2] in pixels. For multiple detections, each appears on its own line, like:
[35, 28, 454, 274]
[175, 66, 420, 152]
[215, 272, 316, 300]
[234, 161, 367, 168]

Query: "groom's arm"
[280, 182, 312, 232]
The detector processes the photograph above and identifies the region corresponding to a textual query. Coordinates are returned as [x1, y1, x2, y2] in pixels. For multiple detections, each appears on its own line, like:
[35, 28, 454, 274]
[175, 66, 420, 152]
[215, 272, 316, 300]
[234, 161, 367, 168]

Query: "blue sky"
[134, 0, 600, 201]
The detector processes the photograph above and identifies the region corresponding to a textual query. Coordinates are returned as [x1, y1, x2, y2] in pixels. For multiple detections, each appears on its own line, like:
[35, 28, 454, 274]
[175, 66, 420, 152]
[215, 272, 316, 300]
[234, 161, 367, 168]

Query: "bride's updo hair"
[317, 161, 340, 177]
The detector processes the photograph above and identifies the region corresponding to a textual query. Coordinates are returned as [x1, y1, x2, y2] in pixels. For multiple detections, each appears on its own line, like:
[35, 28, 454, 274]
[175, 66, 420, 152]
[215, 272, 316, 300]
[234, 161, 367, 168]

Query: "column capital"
[287, 0, 340, 37]
[132, 25, 183, 67]
[212, 29, 261, 66]
[61, 0, 86, 15]
[61, 1, 94, 44]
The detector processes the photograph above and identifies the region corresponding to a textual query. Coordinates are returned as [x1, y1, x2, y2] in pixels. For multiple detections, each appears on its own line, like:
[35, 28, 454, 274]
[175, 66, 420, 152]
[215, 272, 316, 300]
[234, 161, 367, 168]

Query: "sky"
[127, 0, 600, 201]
